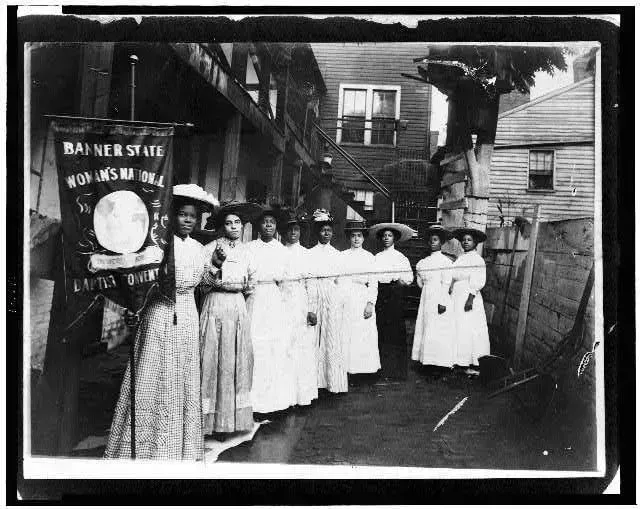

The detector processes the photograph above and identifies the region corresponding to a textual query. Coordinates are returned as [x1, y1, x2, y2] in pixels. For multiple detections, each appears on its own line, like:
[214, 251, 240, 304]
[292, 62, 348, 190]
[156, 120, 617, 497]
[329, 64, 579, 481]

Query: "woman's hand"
[307, 312, 317, 326]
[464, 294, 474, 312]
[437, 304, 446, 315]
[212, 244, 226, 267]
[363, 302, 374, 319]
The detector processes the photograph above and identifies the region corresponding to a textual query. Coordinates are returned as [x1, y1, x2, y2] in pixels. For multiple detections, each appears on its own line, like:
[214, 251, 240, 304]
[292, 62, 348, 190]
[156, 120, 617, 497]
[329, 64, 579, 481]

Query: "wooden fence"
[482, 217, 597, 407]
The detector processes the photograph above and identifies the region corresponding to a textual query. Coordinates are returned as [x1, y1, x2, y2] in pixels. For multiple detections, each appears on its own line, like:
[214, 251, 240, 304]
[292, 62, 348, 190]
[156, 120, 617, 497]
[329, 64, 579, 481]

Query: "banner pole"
[129, 53, 138, 460]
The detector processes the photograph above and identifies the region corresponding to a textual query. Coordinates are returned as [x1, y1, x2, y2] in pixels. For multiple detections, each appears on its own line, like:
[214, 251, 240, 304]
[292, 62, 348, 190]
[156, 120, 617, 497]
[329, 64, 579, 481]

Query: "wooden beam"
[268, 151, 284, 204]
[440, 172, 467, 188]
[220, 112, 243, 201]
[514, 204, 541, 368]
[439, 198, 468, 210]
[169, 43, 285, 153]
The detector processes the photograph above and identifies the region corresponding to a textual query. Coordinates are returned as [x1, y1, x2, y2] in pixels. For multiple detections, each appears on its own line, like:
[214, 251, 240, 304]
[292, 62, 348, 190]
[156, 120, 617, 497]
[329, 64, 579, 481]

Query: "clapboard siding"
[488, 144, 595, 224]
[312, 43, 432, 197]
[488, 78, 595, 225]
[495, 78, 595, 145]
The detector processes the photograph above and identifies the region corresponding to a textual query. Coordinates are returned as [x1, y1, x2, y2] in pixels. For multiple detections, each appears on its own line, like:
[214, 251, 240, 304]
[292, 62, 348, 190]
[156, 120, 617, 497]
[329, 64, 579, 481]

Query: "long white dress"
[411, 251, 456, 367]
[246, 238, 296, 413]
[338, 247, 380, 374]
[307, 242, 347, 393]
[282, 242, 318, 406]
[450, 249, 490, 366]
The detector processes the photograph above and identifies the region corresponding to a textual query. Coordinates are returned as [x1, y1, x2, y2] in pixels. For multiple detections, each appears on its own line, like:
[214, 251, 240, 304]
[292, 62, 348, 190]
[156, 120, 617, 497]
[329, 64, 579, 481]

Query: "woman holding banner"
[105, 184, 216, 460]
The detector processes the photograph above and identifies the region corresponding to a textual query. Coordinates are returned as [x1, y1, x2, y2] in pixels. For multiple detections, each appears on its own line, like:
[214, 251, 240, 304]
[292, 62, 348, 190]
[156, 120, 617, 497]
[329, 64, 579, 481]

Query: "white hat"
[368, 222, 415, 244]
[173, 184, 219, 209]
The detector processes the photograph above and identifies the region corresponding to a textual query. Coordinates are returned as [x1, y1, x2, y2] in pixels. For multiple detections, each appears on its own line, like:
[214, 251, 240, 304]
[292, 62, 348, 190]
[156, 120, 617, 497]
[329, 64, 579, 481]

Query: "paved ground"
[34, 320, 597, 471]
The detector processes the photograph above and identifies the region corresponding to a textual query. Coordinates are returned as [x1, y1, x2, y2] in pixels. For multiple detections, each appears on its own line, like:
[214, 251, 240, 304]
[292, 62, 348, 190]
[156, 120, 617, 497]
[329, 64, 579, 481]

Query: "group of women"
[104, 183, 489, 461]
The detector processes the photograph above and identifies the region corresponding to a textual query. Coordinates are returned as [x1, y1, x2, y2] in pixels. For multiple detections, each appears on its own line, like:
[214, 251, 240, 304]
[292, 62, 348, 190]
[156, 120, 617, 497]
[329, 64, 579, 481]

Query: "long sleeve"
[398, 254, 414, 286]
[200, 240, 221, 289]
[243, 249, 257, 296]
[468, 253, 486, 295]
[415, 259, 425, 289]
[303, 248, 318, 313]
[440, 256, 453, 304]
[366, 257, 378, 304]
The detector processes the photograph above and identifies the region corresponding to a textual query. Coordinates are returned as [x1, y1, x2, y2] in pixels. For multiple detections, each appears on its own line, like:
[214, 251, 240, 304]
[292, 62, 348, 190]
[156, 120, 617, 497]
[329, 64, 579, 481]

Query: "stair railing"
[312, 122, 395, 221]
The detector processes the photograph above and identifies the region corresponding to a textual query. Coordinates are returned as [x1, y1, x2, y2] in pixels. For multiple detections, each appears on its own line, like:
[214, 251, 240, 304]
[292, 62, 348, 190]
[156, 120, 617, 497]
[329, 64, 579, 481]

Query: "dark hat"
[344, 220, 368, 234]
[278, 210, 310, 234]
[452, 227, 487, 244]
[252, 204, 288, 226]
[423, 224, 454, 242]
[213, 201, 263, 228]
[285, 209, 310, 226]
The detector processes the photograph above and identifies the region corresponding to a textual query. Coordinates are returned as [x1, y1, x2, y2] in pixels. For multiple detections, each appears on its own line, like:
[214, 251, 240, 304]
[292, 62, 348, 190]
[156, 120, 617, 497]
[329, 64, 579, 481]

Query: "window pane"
[343, 89, 366, 117]
[341, 89, 366, 143]
[371, 119, 396, 145]
[373, 90, 396, 117]
[529, 150, 553, 175]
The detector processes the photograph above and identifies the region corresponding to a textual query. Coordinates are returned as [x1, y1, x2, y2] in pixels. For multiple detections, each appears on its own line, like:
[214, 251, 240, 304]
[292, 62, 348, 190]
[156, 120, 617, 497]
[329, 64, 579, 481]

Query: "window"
[528, 150, 554, 190]
[337, 84, 400, 146]
[346, 189, 374, 220]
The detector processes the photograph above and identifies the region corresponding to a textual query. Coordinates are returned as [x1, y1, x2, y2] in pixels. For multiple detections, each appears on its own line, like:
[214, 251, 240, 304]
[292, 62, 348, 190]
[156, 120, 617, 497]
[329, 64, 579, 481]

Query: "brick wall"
[482, 218, 596, 408]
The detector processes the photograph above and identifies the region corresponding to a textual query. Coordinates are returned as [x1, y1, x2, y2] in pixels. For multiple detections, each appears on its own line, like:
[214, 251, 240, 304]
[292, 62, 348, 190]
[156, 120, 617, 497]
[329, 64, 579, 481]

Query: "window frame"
[527, 148, 556, 191]
[336, 84, 401, 147]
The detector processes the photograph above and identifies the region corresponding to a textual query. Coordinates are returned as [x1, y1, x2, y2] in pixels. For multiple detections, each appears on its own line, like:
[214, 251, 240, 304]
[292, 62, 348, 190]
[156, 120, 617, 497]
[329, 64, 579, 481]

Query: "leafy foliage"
[417, 45, 568, 95]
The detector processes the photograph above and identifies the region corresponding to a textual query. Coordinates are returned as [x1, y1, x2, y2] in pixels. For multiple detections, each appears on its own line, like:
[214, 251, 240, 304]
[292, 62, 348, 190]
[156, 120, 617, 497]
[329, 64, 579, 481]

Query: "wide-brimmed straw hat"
[344, 220, 368, 234]
[173, 184, 219, 210]
[214, 200, 263, 228]
[369, 222, 414, 244]
[452, 226, 487, 244]
[424, 224, 454, 243]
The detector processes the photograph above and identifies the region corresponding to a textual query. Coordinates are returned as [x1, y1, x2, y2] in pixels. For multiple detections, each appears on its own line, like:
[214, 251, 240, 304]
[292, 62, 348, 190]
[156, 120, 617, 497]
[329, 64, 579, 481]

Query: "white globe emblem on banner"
[93, 190, 150, 254]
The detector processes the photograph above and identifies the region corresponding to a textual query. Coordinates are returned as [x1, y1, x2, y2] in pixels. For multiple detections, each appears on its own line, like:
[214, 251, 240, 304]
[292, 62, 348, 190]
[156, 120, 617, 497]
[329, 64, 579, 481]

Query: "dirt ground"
[32, 319, 597, 471]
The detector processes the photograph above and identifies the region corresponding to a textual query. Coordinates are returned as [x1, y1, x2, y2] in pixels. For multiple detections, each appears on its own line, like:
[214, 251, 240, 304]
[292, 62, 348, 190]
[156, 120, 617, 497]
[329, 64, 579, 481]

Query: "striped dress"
[308, 242, 347, 393]
[200, 238, 255, 433]
[105, 235, 205, 460]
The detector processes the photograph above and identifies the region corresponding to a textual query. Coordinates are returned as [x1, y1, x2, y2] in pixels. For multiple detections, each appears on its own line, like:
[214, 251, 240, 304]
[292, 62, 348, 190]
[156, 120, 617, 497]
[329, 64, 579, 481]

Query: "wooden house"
[309, 43, 438, 248]
[487, 76, 596, 226]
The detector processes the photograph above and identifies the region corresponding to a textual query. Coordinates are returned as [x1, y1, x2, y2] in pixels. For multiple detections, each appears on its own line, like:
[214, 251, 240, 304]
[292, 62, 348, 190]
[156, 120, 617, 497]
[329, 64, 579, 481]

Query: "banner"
[51, 118, 176, 336]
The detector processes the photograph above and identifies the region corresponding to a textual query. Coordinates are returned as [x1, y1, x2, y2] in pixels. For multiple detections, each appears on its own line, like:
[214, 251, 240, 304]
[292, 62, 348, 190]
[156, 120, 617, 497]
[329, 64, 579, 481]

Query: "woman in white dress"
[246, 207, 296, 414]
[450, 227, 490, 375]
[307, 209, 347, 394]
[338, 220, 380, 380]
[281, 211, 318, 406]
[105, 184, 216, 460]
[370, 222, 414, 381]
[411, 224, 457, 369]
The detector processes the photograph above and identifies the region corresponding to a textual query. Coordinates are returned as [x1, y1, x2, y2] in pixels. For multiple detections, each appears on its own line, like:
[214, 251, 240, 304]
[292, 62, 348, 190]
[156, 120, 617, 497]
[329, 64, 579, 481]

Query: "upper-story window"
[528, 149, 554, 190]
[337, 84, 401, 146]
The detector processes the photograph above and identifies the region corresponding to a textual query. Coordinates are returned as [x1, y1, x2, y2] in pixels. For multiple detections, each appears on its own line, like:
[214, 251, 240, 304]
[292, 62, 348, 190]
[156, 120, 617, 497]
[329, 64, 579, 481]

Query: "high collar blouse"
[374, 246, 414, 285]
[308, 242, 342, 279]
[248, 238, 287, 284]
[340, 247, 378, 304]
[173, 235, 206, 293]
[451, 249, 486, 296]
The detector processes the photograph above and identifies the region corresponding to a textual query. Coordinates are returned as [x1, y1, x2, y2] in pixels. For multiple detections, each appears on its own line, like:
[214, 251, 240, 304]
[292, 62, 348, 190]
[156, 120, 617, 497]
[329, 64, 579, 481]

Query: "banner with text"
[51, 118, 176, 335]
